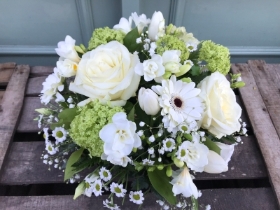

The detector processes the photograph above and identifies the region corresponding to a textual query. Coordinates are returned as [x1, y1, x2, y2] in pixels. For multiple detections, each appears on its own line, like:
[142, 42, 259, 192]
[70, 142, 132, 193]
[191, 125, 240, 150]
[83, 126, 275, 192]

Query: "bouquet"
[36, 11, 246, 210]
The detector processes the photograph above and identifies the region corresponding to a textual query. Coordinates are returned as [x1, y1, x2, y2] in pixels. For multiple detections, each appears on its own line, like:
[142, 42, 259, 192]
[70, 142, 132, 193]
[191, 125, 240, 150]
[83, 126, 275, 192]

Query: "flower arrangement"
[36, 11, 246, 210]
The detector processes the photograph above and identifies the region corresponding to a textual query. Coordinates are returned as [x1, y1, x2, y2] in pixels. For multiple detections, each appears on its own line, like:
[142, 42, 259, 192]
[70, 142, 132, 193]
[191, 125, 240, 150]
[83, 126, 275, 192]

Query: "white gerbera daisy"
[129, 191, 144, 205]
[110, 182, 127, 197]
[103, 199, 120, 210]
[152, 75, 204, 133]
[52, 127, 67, 144]
[162, 138, 176, 152]
[92, 179, 103, 196]
[99, 167, 112, 182]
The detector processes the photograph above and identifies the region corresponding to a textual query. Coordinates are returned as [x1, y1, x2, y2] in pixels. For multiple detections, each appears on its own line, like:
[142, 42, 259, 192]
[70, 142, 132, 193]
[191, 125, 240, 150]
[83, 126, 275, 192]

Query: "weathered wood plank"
[0, 62, 16, 70]
[0, 65, 30, 174]
[26, 77, 45, 96]
[30, 66, 54, 77]
[0, 91, 4, 104]
[0, 188, 278, 210]
[0, 68, 14, 86]
[0, 134, 267, 185]
[248, 60, 280, 139]
[17, 97, 40, 133]
[232, 63, 280, 206]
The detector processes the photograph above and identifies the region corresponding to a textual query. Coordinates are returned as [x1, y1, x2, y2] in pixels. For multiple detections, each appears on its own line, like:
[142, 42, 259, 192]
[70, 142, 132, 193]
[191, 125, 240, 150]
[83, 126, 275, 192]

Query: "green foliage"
[64, 148, 84, 181]
[204, 137, 221, 155]
[147, 168, 177, 205]
[123, 27, 142, 53]
[50, 108, 78, 130]
[191, 196, 199, 210]
[131, 176, 149, 191]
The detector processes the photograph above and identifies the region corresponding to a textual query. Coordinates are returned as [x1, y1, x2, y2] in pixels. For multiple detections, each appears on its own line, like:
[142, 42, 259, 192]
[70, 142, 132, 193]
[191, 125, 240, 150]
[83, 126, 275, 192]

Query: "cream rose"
[198, 72, 241, 138]
[69, 41, 140, 106]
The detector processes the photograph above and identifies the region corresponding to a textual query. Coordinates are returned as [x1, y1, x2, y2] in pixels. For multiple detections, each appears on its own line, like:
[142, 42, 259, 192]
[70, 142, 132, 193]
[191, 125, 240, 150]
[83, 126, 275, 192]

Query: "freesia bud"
[204, 151, 228, 173]
[175, 64, 192, 77]
[148, 11, 165, 41]
[138, 88, 160, 115]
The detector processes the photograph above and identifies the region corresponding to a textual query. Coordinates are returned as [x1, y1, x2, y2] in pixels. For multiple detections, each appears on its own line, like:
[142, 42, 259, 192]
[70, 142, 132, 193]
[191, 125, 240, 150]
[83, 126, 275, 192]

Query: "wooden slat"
[232, 63, 280, 206]
[30, 66, 54, 77]
[248, 60, 280, 138]
[0, 63, 16, 86]
[0, 65, 30, 174]
[0, 135, 267, 185]
[26, 77, 45, 96]
[0, 91, 4, 104]
[0, 188, 278, 210]
[17, 97, 41, 133]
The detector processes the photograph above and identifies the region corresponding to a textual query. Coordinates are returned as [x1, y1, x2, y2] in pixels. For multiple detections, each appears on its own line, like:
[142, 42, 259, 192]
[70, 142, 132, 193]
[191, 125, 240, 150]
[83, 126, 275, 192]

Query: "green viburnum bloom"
[156, 35, 190, 62]
[69, 101, 124, 157]
[199, 40, 231, 75]
[88, 27, 125, 50]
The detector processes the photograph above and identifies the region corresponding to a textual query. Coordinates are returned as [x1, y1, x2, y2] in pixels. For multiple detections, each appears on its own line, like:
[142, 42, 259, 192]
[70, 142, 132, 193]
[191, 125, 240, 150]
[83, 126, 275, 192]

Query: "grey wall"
[0, 0, 279, 66]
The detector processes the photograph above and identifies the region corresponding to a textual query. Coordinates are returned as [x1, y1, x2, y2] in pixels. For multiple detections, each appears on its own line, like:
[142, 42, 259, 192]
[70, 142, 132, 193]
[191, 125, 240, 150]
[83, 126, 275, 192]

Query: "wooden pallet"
[0, 62, 279, 210]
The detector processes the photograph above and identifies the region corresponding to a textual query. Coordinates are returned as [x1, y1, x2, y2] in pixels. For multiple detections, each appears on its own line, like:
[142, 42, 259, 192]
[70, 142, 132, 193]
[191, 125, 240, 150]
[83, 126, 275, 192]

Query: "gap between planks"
[231, 62, 280, 207]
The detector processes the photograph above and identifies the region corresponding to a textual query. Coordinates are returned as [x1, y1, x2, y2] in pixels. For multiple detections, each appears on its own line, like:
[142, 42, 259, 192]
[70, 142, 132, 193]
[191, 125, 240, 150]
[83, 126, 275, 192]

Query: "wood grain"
[248, 60, 280, 138]
[0, 69, 14, 86]
[0, 91, 4, 104]
[0, 134, 267, 185]
[30, 66, 54, 77]
[0, 65, 30, 174]
[0, 62, 16, 70]
[232, 63, 280, 207]
[0, 188, 278, 210]
[26, 77, 45, 96]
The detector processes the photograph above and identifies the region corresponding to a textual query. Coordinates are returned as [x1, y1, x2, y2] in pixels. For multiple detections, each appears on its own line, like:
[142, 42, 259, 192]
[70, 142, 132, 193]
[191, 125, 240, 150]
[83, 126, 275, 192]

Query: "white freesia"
[162, 50, 181, 73]
[176, 141, 209, 172]
[215, 142, 235, 164]
[99, 112, 141, 167]
[171, 167, 198, 198]
[113, 17, 132, 34]
[40, 68, 64, 105]
[204, 150, 228, 173]
[134, 54, 165, 81]
[131, 12, 150, 33]
[69, 41, 141, 106]
[198, 72, 242, 138]
[55, 35, 80, 63]
[138, 88, 160, 115]
[148, 11, 165, 41]
[56, 58, 78, 77]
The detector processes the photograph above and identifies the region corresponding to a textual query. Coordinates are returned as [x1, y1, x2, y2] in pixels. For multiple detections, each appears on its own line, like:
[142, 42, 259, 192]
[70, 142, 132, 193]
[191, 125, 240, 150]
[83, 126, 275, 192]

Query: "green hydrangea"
[69, 101, 124, 157]
[88, 27, 125, 50]
[156, 35, 190, 62]
[199, 40, 231, 75]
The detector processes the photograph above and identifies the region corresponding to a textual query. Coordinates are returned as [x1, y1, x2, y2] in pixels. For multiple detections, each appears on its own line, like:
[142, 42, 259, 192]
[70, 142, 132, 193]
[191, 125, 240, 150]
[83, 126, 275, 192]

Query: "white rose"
[134, 54, 165, 81]
[55, 35, 80, 63]
[138, 88, 160, 115]
[69, 41, 141, 106]
[198, 72, 242, 138]
[56, 58, 78, 77]
[148, 11, 165, 41]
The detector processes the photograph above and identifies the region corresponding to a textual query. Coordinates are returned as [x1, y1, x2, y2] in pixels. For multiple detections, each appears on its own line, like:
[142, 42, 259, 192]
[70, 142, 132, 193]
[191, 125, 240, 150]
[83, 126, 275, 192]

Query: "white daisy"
[99, 167, 112, 182]
[162, 138, 176, 152]
[103, 199, 120, 210]
[152, 76, 204, 133]
[129, 191, 144, 205]
[43, 128, 49, 141]
[186, 43, 197, 52]
[84, 173, 99, 197]
[92, 179, 103, 196]
[52, 127, 67, 144]
[110, 182, 127, 197]
[45, 141, 58, 155]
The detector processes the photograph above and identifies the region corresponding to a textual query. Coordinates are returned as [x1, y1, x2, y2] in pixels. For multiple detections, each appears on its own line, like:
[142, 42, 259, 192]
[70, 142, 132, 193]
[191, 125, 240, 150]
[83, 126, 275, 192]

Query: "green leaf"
[204, 137, 221, 155]
[64, 148, 84, 181]
[147, 168, 177, 205]
[50, 108, 78, 130]
[73, 181, 86, 200]
[127, 105, 135, 122]
[191, 196, 198, 210]
[123, 27, 141, 53]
